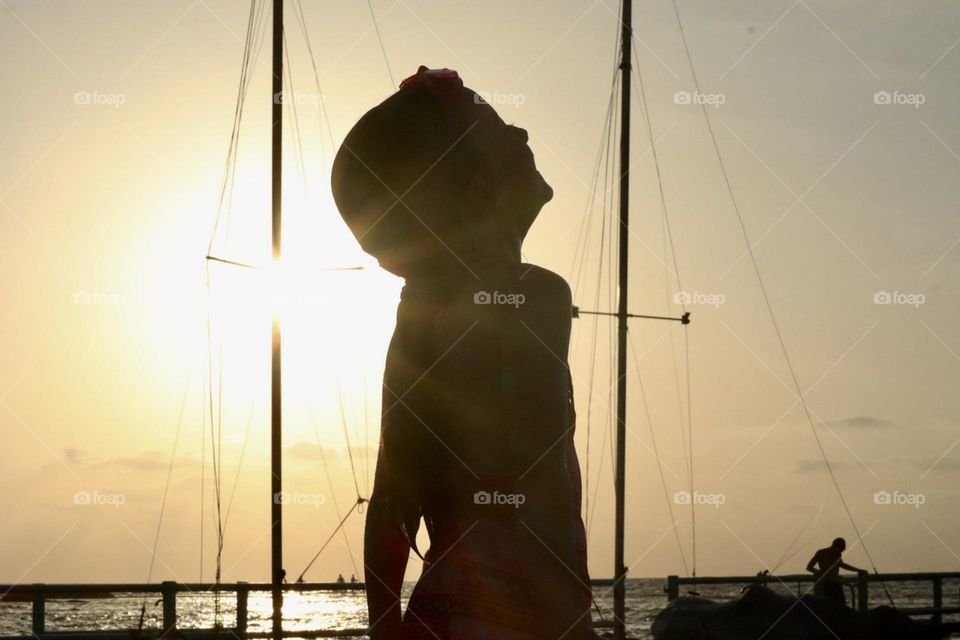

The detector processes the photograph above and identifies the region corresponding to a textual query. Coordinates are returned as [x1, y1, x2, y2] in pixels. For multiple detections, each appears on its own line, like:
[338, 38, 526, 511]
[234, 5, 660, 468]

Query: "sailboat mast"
[270, 0, 284, 638]
[613, 0, 632, 638]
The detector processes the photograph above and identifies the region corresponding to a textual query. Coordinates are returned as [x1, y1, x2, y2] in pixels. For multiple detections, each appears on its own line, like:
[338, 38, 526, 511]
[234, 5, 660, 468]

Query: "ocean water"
[1, 578, 957, 638]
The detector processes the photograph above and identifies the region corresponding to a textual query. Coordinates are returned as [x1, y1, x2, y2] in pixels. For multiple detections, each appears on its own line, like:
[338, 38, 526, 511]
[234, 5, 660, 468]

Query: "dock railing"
[0, 581, 368, 639]
[1, 579, 619, 639]
[666, 571, 960, 622]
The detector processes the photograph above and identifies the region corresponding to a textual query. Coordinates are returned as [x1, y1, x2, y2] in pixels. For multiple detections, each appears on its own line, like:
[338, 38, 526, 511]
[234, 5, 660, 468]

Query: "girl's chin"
[537, 171, 554, 202]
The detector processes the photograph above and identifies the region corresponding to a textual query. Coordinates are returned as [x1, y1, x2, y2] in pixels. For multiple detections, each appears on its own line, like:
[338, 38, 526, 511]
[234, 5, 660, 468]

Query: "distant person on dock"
[806, 537, 865, 606]
[333, 66, 601, 640]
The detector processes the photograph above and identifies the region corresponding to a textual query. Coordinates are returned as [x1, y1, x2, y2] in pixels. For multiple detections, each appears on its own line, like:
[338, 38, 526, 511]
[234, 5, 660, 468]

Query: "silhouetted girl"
[332, 66, 599, 640]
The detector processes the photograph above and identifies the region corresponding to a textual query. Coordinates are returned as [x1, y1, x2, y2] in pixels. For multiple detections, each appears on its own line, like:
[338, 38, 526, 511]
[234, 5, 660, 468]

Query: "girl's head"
[331, 66, 552, 279]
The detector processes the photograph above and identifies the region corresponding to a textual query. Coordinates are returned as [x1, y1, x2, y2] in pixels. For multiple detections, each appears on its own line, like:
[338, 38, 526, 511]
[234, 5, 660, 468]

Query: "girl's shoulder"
[517, 264, 571, 297]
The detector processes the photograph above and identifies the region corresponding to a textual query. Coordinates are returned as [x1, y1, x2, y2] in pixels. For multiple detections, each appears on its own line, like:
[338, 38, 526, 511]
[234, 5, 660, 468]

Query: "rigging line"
[336, 373, 363, 499]
[204, 268, 224, 543]
[137, 356, 197, 632]
[775, 513, 829, 571]
[222, 397, 257, 532]
[366, 0, 396, 89]
[282, 28, 311, 193]
[200, 341, 207, 583]
[222, 0, 271, 255]
[630, 38, 692, 492]
[356, 380, 368, 498]
[669, 0, 885, 597]
[216, 293, 224, 528]
[572, 71, 619, 306]
[630, 20, 698, 576]
[771, 505, 823, 573]
[208, 0, 260, 255]
[570, 69, 617, 349]
[568, 56, 619, 297]
[199, 0, 265, 578]
[348, 380, 364, 498]
[584, 73, 619, 530]
[291, 0, 338, 163]
[583, 161, 610, 526]
[309, 403, 361, 579]
[586, 414, 610, 535]
[296, 496, 367, 583]
[363, 372, 370, 498]
[204, 262, 226, 625]
[628, 331, 691, 576]
[208, 0, 253, 254]
[224, 0, 269, 253]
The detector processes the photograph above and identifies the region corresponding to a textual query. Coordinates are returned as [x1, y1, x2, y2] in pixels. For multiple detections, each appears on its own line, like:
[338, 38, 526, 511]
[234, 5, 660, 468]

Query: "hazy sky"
[1, 0, 958, 587]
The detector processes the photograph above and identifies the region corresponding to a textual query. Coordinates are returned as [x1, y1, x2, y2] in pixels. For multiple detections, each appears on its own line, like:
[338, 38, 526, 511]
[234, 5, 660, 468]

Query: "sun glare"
[199, 186, 402, 444]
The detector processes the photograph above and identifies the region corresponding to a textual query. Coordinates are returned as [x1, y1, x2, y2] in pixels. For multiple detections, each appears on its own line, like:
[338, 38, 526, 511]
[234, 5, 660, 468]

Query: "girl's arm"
[364, 472, 409, 640]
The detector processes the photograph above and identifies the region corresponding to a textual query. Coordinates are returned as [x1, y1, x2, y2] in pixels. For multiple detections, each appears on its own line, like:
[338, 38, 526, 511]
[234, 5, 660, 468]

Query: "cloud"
[64, 448, 84, 465]
[827, 416, 897, 429]
[64, 448, 199, 472]
[796, 458, 854, 473]
[288, 442, 339, 461]
[288, 442, 378, 461]
[906, 457, 960, 473]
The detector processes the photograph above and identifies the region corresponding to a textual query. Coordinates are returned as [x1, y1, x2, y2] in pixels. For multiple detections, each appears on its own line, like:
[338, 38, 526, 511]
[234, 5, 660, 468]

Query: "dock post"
[237, 582, 249, 637]
[161, 581, 178, 634]
[31, 585, 45, 635]
[856, 573, 868, 613]
[666, 575, 679, 601]
[932, 575, 943, 624]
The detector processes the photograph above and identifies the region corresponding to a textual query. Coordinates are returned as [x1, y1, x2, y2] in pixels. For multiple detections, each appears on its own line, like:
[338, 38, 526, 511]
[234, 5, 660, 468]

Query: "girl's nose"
[509, 125, 529, 144]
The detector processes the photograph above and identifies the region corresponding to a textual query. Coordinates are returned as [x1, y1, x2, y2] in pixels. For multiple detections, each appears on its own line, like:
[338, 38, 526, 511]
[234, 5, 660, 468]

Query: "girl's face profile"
[462, 94, 553, 243]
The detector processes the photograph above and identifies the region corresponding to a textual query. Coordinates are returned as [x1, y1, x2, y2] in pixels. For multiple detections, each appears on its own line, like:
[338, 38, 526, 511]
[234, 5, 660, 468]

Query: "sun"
[197, 187, 402, 444]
